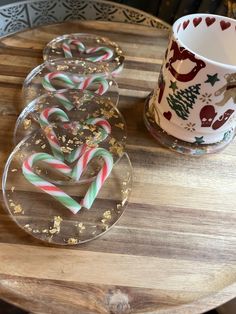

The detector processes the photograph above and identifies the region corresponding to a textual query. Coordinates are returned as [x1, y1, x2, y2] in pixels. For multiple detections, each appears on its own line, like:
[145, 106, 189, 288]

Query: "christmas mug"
[147, 14, 236, 155]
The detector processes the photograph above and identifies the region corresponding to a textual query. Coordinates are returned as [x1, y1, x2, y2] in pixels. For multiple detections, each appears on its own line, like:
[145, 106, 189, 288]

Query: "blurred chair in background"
[110, 0, 227, 24]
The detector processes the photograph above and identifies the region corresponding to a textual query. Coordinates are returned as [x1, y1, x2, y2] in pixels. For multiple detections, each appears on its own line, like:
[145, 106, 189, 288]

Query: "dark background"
[0, 0, 227, 24]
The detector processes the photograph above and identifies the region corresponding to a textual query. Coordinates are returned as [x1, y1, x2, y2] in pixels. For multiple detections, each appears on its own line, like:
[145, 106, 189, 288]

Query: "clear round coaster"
[13, 119, 126, 184]
[2, 132, 132, 244]
[43, 33, 124, 76]
[144, 95, 236, 156]
[22, 59, 119, 108]
[14, 89, 126, 146]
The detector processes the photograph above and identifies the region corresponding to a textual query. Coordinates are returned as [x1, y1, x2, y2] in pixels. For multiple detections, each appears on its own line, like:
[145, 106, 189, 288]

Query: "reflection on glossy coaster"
[144, 95, 235, 156]
[13, 122, 126, 184]
[22, 59, 119, 107]
[14, 90, 126, 146]
[2, 140, 132, 245]
[43, 33, 124, 76]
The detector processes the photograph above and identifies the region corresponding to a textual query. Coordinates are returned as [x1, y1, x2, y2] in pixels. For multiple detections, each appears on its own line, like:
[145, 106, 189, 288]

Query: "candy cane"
[54, 91, 74, 111]
[85, 117, 111, 140]
[42, 72, 109, 95]
[66, 118, 111, 163]
[71, 147, 113, 209]
[78, 75, 109, 95]
[61, 39, 114, 62]
[39, 108, 70, 161]
[42, 72, 75, 92]
[111, 56, 125, 77]
[85, 46, 114, 62]
[62, 39, 85, 58]
[22, 153, 82, 214]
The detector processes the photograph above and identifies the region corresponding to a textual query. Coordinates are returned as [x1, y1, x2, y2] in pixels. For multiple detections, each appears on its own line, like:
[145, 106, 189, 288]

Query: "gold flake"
[49, 216, 63, 235]
[109, 141, 124, 157]
[35, 168, 42, 175]
[23, 119, 31, 130]
[35, 139, 41, 145]
[10, 202, 15, 207]
[42, 229, 49, 233]
[56, 65, 69, 71]
[61, 146, 73, 153]
[109, 138, 115, 145]
[41, 144, 46, 149]
[102, 225, 109, 231]
[13, 204, 23, 214]
[117, 204, 122, 209]
[103, 210, 111, 220]
[43, 125, 53, 135]
[75, 222, 86, 233]
[32, 229, 40, 234]
[67, 238, 78, 245]
[11, 186, 15, 192]
[11, 168, 18, 172]
[115, 123, 124, 130]
[24, 224, 32, 232]
[100, 108, 115, 119]
[61, 135, 66, 143]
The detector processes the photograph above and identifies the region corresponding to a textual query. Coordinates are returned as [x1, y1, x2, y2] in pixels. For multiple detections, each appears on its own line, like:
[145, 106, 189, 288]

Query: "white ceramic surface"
[150, 14, 236, 144]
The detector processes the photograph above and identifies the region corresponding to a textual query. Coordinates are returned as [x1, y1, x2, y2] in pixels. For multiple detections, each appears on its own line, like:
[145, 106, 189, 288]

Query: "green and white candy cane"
[61, 39, 86, 58]
[22, 152, 82, 214]
[71, 147, 114, 209]
[42, 72, 109, 95]
[22, 148, 114, 212]
[39, 107, 70, 161]
[85, 46, 114, 62]
[66, 117, 112, 163]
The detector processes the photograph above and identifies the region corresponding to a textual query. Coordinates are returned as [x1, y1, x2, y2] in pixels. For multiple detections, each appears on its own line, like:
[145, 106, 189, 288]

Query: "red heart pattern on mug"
[183, 20, 190, 30]
[205, 17, 216, 27]
[193, 17, 202, 27]
[220, 20, 231, 30]
[163, 111, 172, 121]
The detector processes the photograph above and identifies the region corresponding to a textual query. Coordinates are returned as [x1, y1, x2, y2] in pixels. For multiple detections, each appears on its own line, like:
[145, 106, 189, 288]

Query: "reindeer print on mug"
[215, 73, 236, 106]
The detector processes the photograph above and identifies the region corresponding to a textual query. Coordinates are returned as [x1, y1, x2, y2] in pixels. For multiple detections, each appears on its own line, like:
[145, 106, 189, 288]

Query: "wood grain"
[0, 20, 236, 314]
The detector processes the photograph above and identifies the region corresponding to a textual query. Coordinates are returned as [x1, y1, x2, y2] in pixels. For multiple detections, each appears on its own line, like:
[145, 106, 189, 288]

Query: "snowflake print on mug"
[199, 93, 212, 104]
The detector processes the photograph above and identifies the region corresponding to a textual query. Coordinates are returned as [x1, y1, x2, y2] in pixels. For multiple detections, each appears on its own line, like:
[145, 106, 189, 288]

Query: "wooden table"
[0, 20, 236, 314]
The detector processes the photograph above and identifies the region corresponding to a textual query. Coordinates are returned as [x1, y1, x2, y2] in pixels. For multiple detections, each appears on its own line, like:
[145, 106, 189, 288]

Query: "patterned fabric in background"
[112, 0, 227, 24]
[227, 0, 236, 17]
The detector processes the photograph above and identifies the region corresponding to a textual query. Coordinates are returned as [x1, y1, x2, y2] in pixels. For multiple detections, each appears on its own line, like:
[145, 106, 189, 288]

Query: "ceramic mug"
[149, 14, 236, 147]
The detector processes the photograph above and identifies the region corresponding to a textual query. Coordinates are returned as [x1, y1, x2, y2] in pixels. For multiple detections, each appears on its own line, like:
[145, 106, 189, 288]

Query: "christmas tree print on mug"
[149, 14, 236, 146]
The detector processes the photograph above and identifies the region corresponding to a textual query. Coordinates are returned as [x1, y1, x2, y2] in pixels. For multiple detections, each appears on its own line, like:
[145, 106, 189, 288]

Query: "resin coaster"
[14, 89, 126, 146]
[144, 95, 235, 156]
[43, 33, 124, 76]
[13, 119, 126, 183]
[22, 59, 119, 107]
[2, 133, 132, 244]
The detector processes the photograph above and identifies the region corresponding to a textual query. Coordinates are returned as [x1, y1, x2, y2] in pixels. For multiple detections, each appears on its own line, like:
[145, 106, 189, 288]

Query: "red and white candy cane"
[61, 38, 114, 62]
[22, 153, 82, 214]
[22, 149, 113, 212]
[77, 75, 109, 95]
[62, 39, 85, 58]
[111, 56, 125, 77]
[66, 118, 112, 163]
[39, 108, 70, 161]
[42, 72, 109, 95]
[85, 46, 114, 62]
[42, 72, 76, 92]
[71, 147, 114, 209]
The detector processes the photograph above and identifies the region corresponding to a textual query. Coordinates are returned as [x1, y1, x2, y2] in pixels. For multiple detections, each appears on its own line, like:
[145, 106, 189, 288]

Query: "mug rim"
[172, 13, 236, 70]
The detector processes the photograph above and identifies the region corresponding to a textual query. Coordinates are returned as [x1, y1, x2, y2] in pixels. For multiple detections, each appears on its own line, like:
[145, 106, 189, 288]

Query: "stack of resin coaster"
[2, 33, 133, 245]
